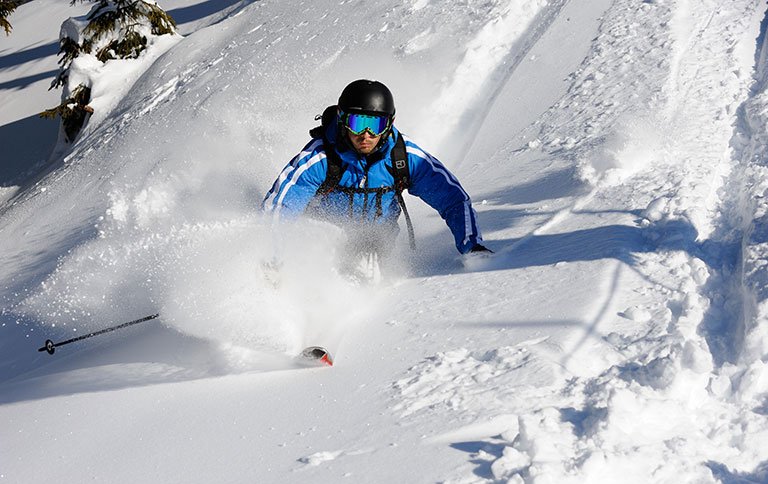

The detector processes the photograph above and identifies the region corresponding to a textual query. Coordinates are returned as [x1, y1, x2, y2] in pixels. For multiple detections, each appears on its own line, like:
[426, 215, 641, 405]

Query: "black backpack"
[309, 105, 415, 249]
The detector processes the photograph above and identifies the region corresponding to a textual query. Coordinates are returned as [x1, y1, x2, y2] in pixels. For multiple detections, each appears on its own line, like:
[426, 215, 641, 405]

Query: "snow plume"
[16, 212, 377, 364]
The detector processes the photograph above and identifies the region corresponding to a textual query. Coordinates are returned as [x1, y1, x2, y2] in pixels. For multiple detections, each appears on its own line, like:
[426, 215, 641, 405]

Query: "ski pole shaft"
[396, 191, 416, 250]
[38, 313, 160, 355]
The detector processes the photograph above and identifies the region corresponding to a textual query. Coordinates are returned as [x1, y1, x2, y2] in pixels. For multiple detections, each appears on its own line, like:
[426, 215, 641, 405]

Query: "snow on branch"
[44, 1, 178, 143]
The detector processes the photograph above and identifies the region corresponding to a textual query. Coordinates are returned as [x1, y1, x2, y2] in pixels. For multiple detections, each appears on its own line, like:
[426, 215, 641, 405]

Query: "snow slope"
[2, 0, 768, 483]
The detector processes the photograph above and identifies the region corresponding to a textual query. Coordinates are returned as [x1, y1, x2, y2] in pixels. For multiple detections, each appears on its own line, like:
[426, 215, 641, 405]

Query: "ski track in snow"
[391, 1, 768, 482]
[2, 0, 768, 483]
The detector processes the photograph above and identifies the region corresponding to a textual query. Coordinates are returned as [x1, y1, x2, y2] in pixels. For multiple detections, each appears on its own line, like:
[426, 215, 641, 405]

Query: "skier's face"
[348, 130, 381, 155]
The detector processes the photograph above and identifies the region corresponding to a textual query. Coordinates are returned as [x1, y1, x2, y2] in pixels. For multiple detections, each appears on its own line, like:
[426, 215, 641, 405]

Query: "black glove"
[469, 244, 493, 253]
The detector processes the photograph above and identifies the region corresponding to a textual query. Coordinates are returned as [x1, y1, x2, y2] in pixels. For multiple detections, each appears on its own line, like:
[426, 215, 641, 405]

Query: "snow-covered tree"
[0, 0, 18, 35]
[42, 1, 177, 142]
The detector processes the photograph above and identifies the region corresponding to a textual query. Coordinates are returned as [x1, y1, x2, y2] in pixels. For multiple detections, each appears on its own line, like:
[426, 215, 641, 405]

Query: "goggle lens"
[343, 112, 391, 136]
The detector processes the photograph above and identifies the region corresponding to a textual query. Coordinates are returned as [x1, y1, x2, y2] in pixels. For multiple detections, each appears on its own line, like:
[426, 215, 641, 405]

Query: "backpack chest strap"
[310, 127, 415, 249]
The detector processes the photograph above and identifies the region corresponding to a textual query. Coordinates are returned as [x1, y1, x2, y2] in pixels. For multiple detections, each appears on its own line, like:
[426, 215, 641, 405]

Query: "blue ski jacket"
[263, 115, 483, 254]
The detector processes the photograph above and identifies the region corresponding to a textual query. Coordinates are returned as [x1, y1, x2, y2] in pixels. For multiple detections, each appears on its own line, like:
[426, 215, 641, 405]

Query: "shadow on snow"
[0, 321, 301, 405]
[706, 460, 768, 484]
[167, 0, 244, 26]
[0, 42, 58, 70]
[411, 197, 744, 369]
[0, 113, 59, 187]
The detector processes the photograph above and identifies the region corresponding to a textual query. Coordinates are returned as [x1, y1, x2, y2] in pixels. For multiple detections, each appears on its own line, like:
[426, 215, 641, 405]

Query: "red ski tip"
[300, 346, 334, 366]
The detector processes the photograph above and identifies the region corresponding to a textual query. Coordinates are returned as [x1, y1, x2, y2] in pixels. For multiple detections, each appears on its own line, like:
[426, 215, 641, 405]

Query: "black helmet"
[338, 79, 395, 117]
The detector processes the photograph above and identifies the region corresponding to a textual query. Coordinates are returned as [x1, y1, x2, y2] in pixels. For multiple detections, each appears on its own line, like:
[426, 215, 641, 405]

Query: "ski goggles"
[341, 111, 392, 136]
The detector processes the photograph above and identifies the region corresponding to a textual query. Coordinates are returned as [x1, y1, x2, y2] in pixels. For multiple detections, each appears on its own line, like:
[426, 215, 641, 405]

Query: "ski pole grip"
[38, 339, 56, 355]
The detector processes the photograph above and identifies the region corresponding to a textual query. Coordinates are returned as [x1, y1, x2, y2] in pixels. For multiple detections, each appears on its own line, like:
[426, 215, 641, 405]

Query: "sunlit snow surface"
[2, 0, 768, 483]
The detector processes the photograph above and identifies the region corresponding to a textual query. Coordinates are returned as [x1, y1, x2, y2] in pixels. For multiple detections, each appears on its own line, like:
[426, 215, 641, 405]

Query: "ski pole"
[37, 313, 160, 355]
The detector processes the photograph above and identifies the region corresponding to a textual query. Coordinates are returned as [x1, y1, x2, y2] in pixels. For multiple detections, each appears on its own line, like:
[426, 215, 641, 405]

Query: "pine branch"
[40, 85, 94, 142]
[0, 0, 19, 35]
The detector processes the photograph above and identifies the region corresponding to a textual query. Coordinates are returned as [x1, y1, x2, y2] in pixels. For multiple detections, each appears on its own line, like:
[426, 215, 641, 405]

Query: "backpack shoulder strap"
[390, 133, 410, 191]
[309, 105, 344, 196]
[316, 144, 343, 196]
[389, 133, 416, 250]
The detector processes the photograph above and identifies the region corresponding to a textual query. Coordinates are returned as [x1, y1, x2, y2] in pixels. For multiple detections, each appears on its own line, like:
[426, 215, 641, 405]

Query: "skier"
[263, 79, 490, 269]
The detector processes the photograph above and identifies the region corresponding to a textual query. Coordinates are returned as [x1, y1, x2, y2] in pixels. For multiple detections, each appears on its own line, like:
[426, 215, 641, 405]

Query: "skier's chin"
[356, 144, 375, 154]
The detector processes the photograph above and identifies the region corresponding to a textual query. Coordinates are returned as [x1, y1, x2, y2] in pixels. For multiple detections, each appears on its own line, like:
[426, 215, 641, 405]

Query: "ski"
[299, 346, 334, 366]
